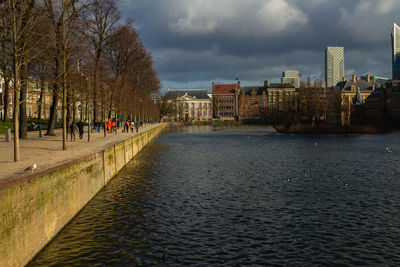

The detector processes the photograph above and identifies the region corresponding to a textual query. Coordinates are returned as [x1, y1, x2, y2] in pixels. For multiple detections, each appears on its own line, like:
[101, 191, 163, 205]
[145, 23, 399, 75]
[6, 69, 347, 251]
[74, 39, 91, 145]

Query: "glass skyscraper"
[325, 46, 344, 88]
[392, 23, 400, 80]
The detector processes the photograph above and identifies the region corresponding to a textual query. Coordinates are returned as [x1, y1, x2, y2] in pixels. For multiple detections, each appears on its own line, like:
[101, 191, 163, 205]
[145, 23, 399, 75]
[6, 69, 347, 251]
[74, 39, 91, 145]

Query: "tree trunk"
[102, 84, 106, 137]
[66, 90, 72, 134]
[72, 94, 76, 122]
[87, 76, 90, 142]
[93, 58, 99, 121]
[108, 88, 114, 119]
[47, 54, 60, 135]
[13, 75, 20, 162]
[3, 80, 10, 122]
[62, 27, 67, 150]
[12, 22, 20, 162]
[46, 84, 58, 136]
[19, 63, 28, 139]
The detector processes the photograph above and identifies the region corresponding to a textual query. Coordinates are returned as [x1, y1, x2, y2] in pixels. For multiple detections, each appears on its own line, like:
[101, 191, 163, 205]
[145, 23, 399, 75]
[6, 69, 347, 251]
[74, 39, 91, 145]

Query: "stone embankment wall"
[0, 125, 166, 267]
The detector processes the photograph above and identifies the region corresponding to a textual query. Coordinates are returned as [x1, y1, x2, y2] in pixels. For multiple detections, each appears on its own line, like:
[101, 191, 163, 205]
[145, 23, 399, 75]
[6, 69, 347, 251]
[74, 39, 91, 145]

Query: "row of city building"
[159, 73, 386, 126]
[160, 23, 400, 127]
[0, 78, 95, 122]
[0, 81, 67, 121]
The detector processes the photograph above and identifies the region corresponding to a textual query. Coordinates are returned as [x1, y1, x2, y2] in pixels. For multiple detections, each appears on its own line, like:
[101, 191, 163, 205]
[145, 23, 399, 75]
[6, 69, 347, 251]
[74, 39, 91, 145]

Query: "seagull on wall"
[25, 163, 37, 172]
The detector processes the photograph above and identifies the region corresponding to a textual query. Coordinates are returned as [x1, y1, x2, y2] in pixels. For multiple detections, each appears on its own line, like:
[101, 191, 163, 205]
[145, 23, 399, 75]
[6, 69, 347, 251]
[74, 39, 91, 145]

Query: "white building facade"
[325, 46, 344, 88]
[392, 23, 400, 80]
[281, 70, 301, 88]
[164, 89, 212, 121]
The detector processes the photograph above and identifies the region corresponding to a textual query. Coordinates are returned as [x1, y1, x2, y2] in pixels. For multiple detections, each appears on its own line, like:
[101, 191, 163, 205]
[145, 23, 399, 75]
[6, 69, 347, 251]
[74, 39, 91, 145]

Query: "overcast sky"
[120, 0, 399, 92]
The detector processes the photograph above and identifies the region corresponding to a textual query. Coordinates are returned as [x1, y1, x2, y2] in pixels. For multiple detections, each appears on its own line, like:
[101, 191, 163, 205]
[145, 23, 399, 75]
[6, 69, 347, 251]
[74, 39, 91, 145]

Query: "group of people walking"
[106, 118, 141, 133]
[69, 118, 144, 141]
[69, 121, 85, 141]
[123, 119, 141, 133]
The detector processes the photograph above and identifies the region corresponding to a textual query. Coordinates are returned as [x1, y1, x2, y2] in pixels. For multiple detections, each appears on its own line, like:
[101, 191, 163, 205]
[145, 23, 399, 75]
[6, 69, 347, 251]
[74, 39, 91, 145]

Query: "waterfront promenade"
[0, 123, 163, 185]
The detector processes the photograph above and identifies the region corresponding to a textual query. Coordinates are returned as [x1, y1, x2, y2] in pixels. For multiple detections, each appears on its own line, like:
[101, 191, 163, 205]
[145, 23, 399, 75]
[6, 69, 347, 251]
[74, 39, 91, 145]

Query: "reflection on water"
[30, 126, 400, 266]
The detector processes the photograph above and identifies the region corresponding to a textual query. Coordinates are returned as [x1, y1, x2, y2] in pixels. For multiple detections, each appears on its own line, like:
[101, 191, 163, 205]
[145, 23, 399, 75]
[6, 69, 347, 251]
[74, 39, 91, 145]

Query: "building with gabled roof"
[333, 74, 376, 125]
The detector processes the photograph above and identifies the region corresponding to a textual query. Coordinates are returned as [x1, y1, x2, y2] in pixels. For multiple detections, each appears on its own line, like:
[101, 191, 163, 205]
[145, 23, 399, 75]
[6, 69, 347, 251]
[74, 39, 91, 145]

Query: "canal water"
[30, 126, 400, 266]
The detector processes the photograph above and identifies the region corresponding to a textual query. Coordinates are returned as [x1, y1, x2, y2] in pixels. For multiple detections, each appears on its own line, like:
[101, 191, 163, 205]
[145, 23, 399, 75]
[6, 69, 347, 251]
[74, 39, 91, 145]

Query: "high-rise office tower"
[325, 46, 344, 88]
[392, 23, 400, 80]
[281, 70, 301, 88]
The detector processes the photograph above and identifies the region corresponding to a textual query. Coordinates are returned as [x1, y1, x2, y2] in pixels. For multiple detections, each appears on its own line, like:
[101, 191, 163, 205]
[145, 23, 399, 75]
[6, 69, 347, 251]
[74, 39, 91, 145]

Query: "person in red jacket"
[106, 118, 111, 133]
[125, 120, 130, 132]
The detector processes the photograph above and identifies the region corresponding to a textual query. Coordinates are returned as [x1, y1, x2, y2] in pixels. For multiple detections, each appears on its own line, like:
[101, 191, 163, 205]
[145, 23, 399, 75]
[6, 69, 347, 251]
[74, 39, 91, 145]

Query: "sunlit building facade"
[281, 70, 301, 88]
[392, 23, 400, 80]
[163, 89, 212, 121]
[325, 46, 344, 88]
[212, 82, 239, 120]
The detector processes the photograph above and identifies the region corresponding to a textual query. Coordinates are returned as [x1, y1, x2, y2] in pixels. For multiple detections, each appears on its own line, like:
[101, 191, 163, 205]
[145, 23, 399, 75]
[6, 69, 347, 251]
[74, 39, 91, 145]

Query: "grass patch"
[0, 122, 13, 134]
[0, 120, 62, 134]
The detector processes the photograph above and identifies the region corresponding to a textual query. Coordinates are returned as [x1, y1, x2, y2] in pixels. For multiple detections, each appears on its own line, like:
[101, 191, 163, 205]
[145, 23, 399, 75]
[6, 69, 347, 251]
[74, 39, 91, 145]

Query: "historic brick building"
[266, 82, 296, 114]
[212, 82, 239, 120]
[239, 82, 268, 120]
[237, 81, 296, 121]
[0, 78, 86, 121]
[2, 80, 62, 121]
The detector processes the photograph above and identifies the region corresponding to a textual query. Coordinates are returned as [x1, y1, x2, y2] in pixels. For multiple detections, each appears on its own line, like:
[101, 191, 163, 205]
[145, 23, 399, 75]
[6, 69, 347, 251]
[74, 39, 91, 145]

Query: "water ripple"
[29, 127, 400, 266]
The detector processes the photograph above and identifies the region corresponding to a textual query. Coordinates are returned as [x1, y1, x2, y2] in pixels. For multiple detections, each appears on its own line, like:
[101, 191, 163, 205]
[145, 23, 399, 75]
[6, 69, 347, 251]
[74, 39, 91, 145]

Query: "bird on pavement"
[25, 163, 37, 173]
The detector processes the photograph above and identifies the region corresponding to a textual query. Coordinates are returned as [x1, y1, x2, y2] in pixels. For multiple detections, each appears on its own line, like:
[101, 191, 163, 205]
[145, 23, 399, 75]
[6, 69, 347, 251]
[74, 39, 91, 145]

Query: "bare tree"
[3, 0, 39, 161]
[0, 9, 12, 123]
[44, 0, 83, 150]
[0, 43, 12, 122]
[298, 77, 324, 127]
[86, 0, 120, 125]
[104, 20, 139, 119]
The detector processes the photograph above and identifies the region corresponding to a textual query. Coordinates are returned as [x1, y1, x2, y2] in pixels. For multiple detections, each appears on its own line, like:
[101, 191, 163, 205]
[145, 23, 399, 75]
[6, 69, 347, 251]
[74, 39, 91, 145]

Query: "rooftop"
[164, 89, 211, 100]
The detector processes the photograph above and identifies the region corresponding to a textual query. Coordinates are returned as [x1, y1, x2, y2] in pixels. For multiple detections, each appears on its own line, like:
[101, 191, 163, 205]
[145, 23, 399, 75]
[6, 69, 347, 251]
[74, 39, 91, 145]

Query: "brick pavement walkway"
[0, 123, 164, 185]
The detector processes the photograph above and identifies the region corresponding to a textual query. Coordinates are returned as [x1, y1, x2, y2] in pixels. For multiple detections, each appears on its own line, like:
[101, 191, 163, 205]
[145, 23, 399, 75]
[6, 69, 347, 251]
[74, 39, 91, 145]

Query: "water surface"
[30, 126, 400, 266]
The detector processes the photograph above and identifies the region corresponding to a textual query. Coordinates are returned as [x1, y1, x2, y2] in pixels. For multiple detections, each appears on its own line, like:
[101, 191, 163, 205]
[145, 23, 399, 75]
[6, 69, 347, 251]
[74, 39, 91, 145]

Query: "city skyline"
[120, 0, 399, 91]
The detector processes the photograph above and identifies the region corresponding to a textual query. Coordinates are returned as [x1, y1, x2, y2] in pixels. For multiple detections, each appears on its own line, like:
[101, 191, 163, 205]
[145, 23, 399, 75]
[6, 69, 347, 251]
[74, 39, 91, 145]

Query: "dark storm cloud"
[120, 0, 400, 91]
